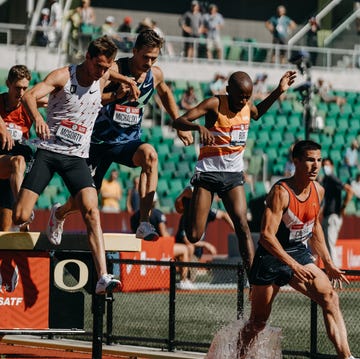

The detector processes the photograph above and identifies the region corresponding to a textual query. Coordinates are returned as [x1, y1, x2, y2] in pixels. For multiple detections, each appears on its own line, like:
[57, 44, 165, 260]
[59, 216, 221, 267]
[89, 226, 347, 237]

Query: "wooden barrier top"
[0, 232, 141, 252]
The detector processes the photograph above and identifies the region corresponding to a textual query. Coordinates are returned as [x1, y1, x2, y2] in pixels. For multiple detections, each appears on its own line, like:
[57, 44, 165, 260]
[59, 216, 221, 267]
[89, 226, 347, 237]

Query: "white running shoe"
[18, 210, 35, 231]
[46, 203, 64, 245]
[177, 279, 196, 290]
[136, 222, 159, 241]
[95, 274, 122, 294]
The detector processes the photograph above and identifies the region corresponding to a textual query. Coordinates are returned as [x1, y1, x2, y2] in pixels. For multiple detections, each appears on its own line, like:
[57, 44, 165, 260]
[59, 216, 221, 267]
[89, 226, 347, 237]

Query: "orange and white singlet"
[195, 95, 250, 172]
[276, 180, 320, 247]
[0, 94, 32, 140]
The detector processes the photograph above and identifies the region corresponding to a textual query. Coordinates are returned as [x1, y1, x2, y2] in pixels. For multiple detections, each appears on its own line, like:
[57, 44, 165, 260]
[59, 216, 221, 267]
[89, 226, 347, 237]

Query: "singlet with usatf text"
[91, 57, 155, 145]
[276, 180, 320, 248]
[195, 95, 250, 172]
[35, 64, 102, 158]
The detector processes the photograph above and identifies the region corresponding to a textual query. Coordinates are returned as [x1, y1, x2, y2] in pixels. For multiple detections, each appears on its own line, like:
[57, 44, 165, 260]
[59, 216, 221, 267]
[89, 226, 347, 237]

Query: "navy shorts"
[249, 243, 315, 287]
[190, 171, 245, 198]
[0, 142, 34, 163]
[22, 149, 95, 197]
[88, 140, 144, 189]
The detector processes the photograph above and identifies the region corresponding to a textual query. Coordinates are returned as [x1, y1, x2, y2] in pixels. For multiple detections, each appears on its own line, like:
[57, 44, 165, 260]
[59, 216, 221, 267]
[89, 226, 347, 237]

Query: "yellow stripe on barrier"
[0, 231, 141, 252]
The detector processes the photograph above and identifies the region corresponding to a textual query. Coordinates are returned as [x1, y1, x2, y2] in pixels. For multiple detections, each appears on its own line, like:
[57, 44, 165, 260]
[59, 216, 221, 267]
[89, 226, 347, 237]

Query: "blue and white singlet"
[91, 57, 155, 145]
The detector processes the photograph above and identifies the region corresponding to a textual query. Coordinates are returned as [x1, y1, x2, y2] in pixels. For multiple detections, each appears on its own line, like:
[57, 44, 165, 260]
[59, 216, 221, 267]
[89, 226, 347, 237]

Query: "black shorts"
[0, 142, 34, 163]
[88, 141, 144, 189]
[0, 179, 13, 210]
[190, 171, 245, 198]
[22, 149, 95, 197]
[249, 243, 314, 287]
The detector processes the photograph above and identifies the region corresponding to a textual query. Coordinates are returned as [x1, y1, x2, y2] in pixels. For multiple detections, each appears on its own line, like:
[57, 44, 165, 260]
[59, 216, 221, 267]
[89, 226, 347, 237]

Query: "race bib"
[6, 123, 23, 141]
[56, 120, 87, 145]
[289, 221, 314, 243]
[230, 124, 248, 146]
[113, 105, 140, 127]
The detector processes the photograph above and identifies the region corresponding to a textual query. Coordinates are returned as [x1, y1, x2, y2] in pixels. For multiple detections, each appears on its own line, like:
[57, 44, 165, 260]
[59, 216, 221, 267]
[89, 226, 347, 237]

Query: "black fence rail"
[73, 258, 360, 358]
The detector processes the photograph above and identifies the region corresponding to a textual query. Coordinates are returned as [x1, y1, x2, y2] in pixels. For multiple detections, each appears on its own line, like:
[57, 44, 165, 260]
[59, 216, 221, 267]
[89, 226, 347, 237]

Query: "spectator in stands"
[130, 192, 195, 290]
[35, 8, 50, 47]
[354, 0, 360, 35]
[126, 176, 140, 214]
[252, 73, 269, 101]
[46, 30, 193, 242]
[173, 70, 297, 276]
[284, 143, 296, 177]
[202, 4, 225, 60]
[306, 17, 320, 66]
[209, 73, 227, 95]
[48, 0, 63, 50]
[135, 17, 153, 34]
[321, 158, 353, 264]
[315, 78, 346, 107]
[117, 16, 134, 53]
[76, 0, 95, 29]
[101, 16, 123, 49]
[351, 174, 360, 212]
[179, 0, 203, 58]
[118, 16, 132, 33]
[70, 0, 96, 58]
[179, 86, 198, 111]
[344, 139, 359, 179]
[100, 169, 122, 213]
[265, 5, 297, 64]
[0, 65, 46, 231]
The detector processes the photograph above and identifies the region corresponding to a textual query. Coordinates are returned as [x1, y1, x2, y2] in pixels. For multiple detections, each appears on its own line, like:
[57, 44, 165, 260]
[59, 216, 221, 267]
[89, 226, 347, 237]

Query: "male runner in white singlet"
[13, 36, 136, 294]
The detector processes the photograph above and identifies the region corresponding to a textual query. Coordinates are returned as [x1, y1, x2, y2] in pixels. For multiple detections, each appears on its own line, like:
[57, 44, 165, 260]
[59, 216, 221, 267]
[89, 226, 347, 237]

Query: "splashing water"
[205, 319, 282, 359]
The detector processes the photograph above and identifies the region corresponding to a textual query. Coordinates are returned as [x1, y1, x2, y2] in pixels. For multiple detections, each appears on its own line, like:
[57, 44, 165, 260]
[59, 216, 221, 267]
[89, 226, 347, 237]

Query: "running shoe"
[95, 274, 122, 294]
[177, 279, 196, 290]
[136, 222, 159, 241]
[18, 210, 35, 231]
[46, 203, 64, 245]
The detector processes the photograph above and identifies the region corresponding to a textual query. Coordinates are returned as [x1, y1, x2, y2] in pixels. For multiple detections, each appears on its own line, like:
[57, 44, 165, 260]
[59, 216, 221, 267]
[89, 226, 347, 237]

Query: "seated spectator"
[252, 73, 269, 101]
[130, 193, 195, 290]
[100, 169, 122, 213]
[101, 16, 123, 49]
[35, 8, 50, 47]
[135, 17, 153, 34]
[284, 144, 295, 177]
[344, 139, 359, 178]
[351, 173, 360, 199]
[179, 86, 198, 111]
[209, 73, 227, 95]
[315, 78, 346, 106]
[126, 176, 140, 214]
[118, 16, 132, 33]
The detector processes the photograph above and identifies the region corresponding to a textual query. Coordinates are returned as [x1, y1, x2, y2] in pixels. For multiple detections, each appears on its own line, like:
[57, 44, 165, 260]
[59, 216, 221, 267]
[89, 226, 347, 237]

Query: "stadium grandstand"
[1, 0, 360, 218]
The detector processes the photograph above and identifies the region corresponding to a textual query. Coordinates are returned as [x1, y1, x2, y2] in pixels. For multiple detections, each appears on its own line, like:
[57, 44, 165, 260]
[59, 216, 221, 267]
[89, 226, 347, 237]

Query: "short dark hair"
[322, 157, 333, 166]
[7, 65, 31, 83]
[292, 140, 321, 160]
[134, 29, 164, 50]
[87, 36, 118, 59]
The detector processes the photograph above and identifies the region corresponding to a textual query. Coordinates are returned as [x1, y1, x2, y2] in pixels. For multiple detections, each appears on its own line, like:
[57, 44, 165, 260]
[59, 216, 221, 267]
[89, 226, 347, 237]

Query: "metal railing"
[82, 257, 360, 358]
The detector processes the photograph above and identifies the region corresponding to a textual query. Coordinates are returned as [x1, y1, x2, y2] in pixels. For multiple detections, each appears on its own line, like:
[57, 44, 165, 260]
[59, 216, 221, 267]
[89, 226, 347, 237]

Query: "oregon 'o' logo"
[54, 259, 89, 292]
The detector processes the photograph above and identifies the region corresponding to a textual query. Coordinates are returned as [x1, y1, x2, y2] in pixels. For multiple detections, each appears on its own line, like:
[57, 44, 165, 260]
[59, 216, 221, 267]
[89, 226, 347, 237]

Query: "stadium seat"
[254, 181, 267, 197]
[36, 194, 52, 209]
[157, 178, 170, 196]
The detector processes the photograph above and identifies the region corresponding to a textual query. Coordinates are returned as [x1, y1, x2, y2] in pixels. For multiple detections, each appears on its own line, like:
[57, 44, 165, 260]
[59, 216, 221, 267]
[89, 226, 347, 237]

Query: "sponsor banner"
[0, 251, 50, 329]
[334, 239, 360, 270]
[120, 236, 174, 292]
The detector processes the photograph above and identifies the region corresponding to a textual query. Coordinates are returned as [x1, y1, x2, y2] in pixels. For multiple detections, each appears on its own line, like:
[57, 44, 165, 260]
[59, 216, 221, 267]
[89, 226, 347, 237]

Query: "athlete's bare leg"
[222, 186, 255, 276]
[75, 187, 107, 278]
[132, 143, 158, 222]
